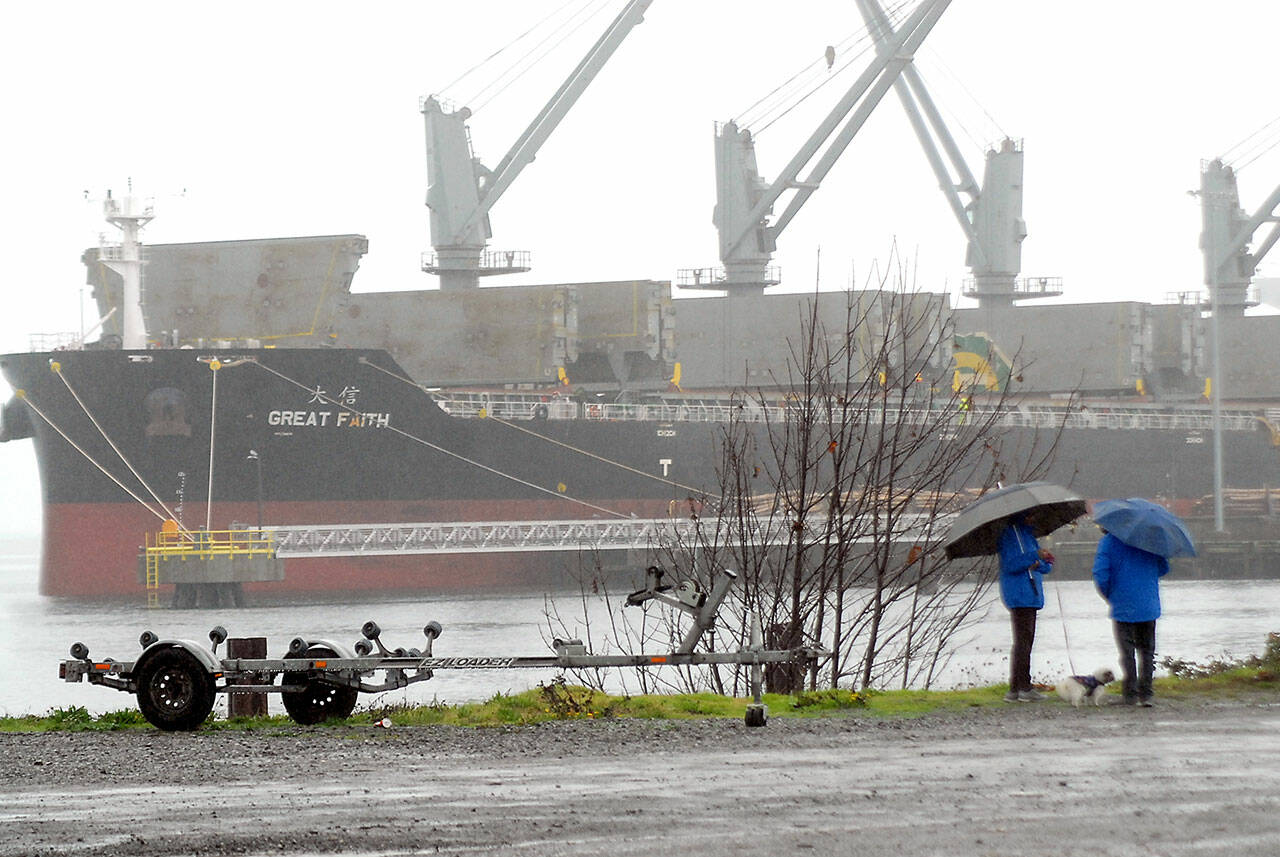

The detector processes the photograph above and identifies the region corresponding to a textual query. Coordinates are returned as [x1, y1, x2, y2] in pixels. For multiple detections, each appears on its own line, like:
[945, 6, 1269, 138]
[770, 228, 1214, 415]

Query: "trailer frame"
[59, 568, 826, 730]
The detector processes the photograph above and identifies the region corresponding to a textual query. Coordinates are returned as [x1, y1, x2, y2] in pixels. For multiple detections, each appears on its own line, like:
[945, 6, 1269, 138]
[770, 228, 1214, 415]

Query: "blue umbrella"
[1091, 498, 1197, 558]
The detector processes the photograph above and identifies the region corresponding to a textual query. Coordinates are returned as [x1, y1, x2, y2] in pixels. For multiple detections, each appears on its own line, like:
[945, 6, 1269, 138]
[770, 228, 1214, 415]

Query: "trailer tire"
[282, 646, 359, 725]
[744, 705, 768, 728]
[136, 647, 216, 731]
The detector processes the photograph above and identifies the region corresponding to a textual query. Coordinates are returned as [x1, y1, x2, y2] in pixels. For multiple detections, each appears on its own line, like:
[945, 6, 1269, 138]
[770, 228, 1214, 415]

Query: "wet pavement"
[2, 697, 1279, 856]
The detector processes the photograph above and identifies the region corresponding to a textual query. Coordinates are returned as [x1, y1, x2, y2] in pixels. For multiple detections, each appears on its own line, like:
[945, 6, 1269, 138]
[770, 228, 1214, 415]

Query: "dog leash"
[1053, 577, 1078, 675]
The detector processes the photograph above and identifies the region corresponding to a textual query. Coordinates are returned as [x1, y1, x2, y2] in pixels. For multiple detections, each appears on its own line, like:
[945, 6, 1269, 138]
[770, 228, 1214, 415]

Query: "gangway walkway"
[263, 515, 945, 558]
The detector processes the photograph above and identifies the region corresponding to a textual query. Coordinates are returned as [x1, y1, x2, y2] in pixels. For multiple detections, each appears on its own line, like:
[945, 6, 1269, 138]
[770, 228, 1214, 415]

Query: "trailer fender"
[132, 639, 223, 677]
[298, 638, 355, 660]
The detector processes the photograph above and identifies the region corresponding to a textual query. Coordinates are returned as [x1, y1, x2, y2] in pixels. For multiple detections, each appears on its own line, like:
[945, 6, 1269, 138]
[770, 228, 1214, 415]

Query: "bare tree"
[546, 264, 1070, 695]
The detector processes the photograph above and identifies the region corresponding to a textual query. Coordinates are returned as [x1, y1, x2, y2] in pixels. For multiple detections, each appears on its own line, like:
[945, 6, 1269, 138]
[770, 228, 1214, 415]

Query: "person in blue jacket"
[1092, 528, 1170, 706]
[998, 513, 1054, 702]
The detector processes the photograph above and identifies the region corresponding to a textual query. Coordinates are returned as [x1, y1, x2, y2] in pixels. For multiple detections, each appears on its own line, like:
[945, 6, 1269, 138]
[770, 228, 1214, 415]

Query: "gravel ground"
[3, 693, 1280, 856]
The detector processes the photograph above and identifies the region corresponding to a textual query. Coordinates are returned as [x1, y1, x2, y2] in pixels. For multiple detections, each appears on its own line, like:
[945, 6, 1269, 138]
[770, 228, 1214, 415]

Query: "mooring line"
[358, 357, 704, 496]
[489, 415, 705, 495]
[245, 359, 630, 520]
[16, 390, 170, 524]
[50, 361, 187, 531]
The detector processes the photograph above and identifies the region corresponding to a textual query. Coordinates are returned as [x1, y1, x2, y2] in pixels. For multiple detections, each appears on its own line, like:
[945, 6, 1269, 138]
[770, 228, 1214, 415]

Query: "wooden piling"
[227, 637, 268, 718]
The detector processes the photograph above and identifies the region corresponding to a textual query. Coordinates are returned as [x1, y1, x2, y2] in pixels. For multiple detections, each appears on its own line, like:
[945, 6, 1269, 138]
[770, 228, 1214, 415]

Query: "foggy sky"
[1, 0, 1278, 536]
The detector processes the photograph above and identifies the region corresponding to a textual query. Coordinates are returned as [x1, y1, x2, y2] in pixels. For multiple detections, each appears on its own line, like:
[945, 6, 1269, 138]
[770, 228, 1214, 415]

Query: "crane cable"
[739, 25, 878, 131]
[873, 0, 1005, 153]
[1236, 136, 1280, 172]
[245, 359, 630, 520]
[470, 0, 615, 114]
[1221, 112, 1280, 161]
[738, 0, 913, 132]
[15, 390, 172, 526]
[752, 20, 893, 136]
[438, 0, 593, 99]
[1227, 114, 1280, 172]
[736, 1, 910, 126]
[738, 0, 913, 127]
[911, 47, 1003, 152]
[358, 357, 705, 495]
[49, 361, 189, 533]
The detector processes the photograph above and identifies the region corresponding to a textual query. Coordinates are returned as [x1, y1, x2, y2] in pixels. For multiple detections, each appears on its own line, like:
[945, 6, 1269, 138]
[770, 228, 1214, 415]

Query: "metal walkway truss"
[266, 518, 772, 558]
[264, 514, 942, 558]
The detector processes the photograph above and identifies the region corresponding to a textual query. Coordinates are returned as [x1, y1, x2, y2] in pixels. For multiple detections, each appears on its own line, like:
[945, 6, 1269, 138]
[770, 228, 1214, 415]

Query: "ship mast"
[99, 186, 154, 349]
[422, 0, 653, 291]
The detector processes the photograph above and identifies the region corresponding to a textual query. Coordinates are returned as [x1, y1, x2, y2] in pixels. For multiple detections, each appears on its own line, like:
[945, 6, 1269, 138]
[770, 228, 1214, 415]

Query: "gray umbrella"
[944, 481, 1087, 559]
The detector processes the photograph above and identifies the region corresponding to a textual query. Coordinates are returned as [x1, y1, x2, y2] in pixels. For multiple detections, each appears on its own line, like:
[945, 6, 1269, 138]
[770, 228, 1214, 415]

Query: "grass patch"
[0, 705, 151, 733]
[1155, 631, 1280, 698]
[0, 685, 1025, 732]
[3, 675, 1273, 733]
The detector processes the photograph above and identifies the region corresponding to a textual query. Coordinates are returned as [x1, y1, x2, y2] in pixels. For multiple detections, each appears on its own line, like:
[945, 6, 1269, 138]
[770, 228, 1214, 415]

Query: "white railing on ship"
[434, 393, 1265, 433]
[28, 332, 84, 351]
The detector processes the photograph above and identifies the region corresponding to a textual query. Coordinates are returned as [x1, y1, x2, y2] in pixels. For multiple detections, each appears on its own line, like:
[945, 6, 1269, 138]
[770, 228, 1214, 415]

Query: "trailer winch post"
[677, 569, 737, 654]
[748, 613, 764, 703]
[744, 612, 768, 727]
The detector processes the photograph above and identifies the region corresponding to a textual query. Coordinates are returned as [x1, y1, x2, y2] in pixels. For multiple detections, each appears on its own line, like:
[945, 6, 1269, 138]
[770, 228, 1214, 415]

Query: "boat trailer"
[59, 568, 826, 731]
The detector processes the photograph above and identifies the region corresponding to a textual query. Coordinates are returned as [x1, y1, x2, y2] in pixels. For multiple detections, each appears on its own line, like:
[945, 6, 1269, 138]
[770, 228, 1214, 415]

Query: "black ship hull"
[3, 347, 1279, 596]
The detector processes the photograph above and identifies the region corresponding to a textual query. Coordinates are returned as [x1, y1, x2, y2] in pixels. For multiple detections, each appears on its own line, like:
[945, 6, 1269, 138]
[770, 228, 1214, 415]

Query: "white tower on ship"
[99, 187, 154, 349]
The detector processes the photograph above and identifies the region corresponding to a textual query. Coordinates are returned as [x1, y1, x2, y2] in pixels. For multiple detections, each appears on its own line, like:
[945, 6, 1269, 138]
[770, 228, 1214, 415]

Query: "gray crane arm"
[467, 0, 654, 231]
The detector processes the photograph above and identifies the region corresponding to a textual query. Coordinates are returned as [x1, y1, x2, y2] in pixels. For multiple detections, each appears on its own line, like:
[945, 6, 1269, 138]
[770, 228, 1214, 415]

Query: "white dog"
[1055, 668, 1117, 707]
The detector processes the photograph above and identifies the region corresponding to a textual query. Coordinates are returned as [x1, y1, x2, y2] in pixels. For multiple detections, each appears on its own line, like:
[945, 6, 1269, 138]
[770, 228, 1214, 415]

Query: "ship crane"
[1196, 158, 1280, 532]
[854, 0, 1059, 309]
[421, 0, 653, 291]
[680, 0, 951, 296]
[1199, 159, 1280, 315]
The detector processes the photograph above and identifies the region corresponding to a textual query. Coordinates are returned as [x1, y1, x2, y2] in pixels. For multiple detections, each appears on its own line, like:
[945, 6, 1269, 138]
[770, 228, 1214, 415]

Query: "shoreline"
[3, 693, 1279, 856]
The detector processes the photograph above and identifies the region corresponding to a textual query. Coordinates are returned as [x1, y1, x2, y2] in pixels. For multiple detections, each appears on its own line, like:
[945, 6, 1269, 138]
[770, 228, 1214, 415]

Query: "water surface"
[2, 538, 1275, 716]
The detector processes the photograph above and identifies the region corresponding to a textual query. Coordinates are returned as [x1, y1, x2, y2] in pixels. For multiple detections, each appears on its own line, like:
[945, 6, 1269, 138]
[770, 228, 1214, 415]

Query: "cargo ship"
[5, 331, 1280, 597]
[4, 0, 1280, 598]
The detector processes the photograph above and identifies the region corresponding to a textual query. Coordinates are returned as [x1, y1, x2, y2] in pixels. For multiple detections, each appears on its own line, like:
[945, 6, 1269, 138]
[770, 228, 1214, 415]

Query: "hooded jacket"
[1091, 533, 1170, 623]
[997, 521, 1052, 609]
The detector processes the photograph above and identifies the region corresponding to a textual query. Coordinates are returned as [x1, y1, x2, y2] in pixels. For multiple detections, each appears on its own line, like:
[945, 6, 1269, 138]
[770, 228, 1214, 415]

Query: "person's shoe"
[1019, 689, 1046, 702]
[1003, 690, 1022, 703]
[1139, 697, 1155, 708]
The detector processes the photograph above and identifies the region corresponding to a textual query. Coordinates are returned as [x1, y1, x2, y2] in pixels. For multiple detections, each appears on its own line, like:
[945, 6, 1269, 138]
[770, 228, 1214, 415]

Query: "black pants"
[1114, 620, 1157, 701]
[1009, 607, 1038, 693]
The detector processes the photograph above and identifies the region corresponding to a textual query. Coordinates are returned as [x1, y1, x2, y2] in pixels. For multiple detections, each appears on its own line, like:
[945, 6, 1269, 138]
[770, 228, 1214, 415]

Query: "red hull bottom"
[41, 499, 674, 598]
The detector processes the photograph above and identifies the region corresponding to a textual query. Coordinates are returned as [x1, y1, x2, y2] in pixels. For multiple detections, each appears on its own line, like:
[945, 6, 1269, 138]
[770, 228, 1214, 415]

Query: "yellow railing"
[142, 527, 278, 607]
[145, 528, 278, 560]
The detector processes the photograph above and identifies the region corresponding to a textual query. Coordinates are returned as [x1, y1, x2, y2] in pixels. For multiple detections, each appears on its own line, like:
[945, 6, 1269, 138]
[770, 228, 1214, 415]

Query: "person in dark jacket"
[1092, 529, 1170, 706]
[997, 514, 1054, 702]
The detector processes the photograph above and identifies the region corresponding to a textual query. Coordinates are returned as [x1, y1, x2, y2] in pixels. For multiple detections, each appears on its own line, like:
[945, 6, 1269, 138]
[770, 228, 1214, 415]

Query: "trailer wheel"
[744, 705, 768, 728]
[136, 647, 216, 731]
[282, 646, 359, 725]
